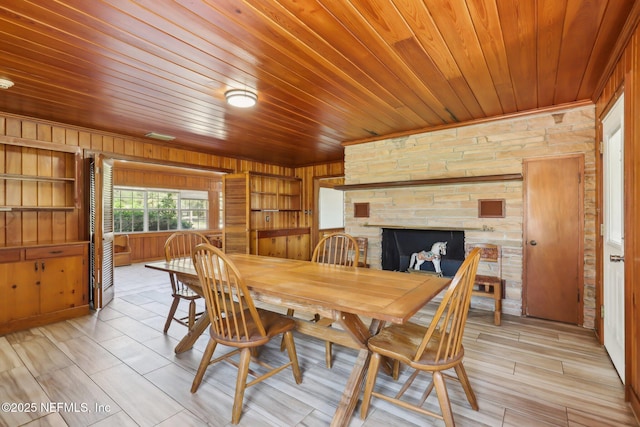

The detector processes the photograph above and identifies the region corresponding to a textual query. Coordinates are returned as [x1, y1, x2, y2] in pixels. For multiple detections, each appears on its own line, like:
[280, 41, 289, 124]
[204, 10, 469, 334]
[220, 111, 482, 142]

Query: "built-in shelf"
[335, 173, 522, 190]
[0, 173, 75, 183]
[0, 206, 76, 212]
[0, 147, 80, 210]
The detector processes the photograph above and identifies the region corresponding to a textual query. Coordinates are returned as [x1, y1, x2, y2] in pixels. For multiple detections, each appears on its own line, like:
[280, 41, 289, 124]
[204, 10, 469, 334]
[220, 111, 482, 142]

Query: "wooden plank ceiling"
[0, 1, 635, 167]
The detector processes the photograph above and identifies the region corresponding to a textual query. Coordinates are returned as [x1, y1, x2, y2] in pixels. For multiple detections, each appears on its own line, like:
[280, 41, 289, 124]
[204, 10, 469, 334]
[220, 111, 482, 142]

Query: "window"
[319, 186, 344, 229]
[114, 187, 209, 233]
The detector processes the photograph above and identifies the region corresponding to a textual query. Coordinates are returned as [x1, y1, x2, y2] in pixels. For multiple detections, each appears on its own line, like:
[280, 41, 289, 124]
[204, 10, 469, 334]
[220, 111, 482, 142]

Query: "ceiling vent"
[145, 132, 175, 141]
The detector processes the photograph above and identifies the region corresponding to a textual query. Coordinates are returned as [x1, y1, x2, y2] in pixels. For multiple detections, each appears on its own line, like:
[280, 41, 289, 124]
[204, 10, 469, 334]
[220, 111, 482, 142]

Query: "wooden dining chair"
[355, 236, 369, 267]
[470, 243, 502, 325]
[163, 231, 209, 333]
[360, 248, 481, 426]
[190, 243, 303, 424]
[312, 232, 360, 267]
[283, 232, 360, 368]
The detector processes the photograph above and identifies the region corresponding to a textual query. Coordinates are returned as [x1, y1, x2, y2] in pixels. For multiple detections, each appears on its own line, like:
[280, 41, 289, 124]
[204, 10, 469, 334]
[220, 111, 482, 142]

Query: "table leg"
[329, 314, 386, 427]
[331, 348, 371, 427]
[174, 311, 210, 354]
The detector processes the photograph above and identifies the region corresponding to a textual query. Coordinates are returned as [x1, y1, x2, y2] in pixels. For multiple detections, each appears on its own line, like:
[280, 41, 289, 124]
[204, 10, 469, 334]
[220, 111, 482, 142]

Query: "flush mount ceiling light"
[144, 132, 175, 141]
[0, 78, 14, 89]
[225, 89, 257, 108]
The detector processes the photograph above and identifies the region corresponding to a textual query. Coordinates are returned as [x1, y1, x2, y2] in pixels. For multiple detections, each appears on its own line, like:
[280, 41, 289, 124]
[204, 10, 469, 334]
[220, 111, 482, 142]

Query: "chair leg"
[454, 363, 479, 410]
[360, 352, 382, 420]
[188, 299, 197, 329]
[494, 296, 502, 326]
[231, 348, 252, 424]
[280, 308, 295, 351]
[282, 330, 302, 383]
[392, 359, 400, 380]
[163, 296, 181, 333]
[433, 371, 455, 427]
[191, 338, 217, 393]
[325, 341, 332, 369]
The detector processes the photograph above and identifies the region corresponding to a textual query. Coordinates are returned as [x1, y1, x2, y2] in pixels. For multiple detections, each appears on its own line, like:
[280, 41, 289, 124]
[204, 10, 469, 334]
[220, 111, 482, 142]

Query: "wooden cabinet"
[0, 242, 89, 334]
[223, 172, 305, 255]
[252, 228, 310, 260]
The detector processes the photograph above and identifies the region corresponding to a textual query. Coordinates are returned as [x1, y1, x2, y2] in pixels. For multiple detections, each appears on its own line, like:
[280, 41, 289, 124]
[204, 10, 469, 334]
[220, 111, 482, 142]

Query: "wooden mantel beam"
[335, 173, 523, 190]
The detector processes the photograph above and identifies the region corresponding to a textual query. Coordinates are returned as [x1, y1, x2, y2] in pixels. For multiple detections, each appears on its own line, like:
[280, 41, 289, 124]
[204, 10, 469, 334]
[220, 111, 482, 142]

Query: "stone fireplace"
[342, 105, 597, 326]
[381, 228, 465, 277]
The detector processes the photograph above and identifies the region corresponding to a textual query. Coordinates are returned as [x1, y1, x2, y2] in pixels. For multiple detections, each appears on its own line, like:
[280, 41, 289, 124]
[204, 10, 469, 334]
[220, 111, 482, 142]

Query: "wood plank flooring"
[0, 263, 637, 427]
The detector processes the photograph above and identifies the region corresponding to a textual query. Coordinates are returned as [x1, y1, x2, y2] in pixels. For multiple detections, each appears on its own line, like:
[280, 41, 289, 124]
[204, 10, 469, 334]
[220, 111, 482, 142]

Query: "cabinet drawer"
[0, 249, 22, 263]
[25, 244, 85, 260]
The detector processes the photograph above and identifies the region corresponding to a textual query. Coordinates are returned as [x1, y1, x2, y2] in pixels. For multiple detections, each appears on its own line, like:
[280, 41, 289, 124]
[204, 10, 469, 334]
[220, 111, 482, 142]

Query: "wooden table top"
[146, 253, 450, 324]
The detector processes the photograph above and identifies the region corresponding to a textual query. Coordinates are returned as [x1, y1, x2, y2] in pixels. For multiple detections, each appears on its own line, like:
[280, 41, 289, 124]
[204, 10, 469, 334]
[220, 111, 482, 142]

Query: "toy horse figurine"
[409, 241, 448, 275]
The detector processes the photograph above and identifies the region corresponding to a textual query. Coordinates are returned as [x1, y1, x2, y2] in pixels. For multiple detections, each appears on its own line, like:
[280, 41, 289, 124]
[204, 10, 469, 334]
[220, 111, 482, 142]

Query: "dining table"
[145, 253, 450, 427]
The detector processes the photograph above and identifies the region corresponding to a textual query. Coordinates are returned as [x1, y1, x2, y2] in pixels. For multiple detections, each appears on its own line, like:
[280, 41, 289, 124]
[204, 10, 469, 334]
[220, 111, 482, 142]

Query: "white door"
[602, 93, 625, 383]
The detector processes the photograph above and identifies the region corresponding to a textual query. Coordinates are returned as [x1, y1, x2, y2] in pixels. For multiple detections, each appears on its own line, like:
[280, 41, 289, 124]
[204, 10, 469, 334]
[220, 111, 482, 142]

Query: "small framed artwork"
[354, 202, 370, 218]
[478, 199, 505, 218]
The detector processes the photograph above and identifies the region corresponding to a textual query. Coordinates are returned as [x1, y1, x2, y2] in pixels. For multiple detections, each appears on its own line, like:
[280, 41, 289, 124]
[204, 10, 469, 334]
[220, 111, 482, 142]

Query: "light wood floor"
[1, 263, 637, 427]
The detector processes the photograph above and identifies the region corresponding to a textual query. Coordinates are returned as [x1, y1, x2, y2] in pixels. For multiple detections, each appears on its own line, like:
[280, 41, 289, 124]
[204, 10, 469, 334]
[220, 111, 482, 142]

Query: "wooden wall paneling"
[5, 118, 21, 138]
[0, 144, 4, 244]
[37, 149, 53, 242]
[22, 148, 38, 243]
[0, 112, 340, 264]
[51, 211, 65, 242]
[4, 146, 21, 244]
[128, 234, 143, 261]
[22, 121, 36, 140]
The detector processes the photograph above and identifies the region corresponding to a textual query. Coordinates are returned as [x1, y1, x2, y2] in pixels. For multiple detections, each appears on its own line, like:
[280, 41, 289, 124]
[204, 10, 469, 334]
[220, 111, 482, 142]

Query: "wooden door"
[40, 252, 86, 314]
[39, 255, 83, 314]
[288, 233, 310, 260]
[524, 155, 584, 324]
[1, 260, 38, 321]
[257, 236, 287, 257]
[91, 156, 114, 308]
[223, 173, 250, 253]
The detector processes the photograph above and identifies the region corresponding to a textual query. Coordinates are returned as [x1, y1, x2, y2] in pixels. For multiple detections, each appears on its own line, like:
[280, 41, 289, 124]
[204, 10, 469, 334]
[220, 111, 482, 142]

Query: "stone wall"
[344, 105, 596, 327]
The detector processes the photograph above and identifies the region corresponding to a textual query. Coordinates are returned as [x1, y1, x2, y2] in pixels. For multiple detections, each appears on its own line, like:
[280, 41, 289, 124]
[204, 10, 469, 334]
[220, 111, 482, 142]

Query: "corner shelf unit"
[249, 173, 302, 211]
[223, 171, 304, 255]
[1, 141, 80, 211]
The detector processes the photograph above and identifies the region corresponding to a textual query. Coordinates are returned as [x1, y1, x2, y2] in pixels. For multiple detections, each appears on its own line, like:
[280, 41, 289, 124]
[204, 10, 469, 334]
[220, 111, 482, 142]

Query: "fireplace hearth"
[381, 228, 465, 277]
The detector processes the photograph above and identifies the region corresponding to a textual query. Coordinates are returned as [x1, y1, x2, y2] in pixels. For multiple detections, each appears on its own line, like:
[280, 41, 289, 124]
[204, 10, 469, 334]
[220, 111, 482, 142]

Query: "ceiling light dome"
[225, 89, 257, 108]
[0, 78, 14, 90]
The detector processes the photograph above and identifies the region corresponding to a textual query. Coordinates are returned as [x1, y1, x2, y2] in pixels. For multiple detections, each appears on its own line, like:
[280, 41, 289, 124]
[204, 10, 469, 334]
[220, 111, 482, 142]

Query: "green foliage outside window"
[114, 188, 208, 233]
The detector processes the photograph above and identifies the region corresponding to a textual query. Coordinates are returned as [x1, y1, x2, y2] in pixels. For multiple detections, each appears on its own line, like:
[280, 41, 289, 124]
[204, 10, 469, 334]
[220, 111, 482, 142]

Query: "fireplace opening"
[381, 228, 465, 277]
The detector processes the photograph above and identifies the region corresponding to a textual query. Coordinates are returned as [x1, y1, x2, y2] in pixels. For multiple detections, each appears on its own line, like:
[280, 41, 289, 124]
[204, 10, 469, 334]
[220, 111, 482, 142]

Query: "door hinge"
[599, 140, 604, 154]
[600, 223, 604, 236]
[601, 305, 604, 318]
[577, 289, 580, 302]
[578, 173, 581, 184]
